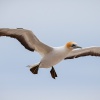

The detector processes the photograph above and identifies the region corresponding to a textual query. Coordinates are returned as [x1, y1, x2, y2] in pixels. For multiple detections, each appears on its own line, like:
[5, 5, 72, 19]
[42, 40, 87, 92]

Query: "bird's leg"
[30, 64, 40, 74]
[50, 67, 57, 79]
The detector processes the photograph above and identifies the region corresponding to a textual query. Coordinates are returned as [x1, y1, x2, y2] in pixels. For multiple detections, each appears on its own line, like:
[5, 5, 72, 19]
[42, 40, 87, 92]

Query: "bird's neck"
[54, 45, 72, 53]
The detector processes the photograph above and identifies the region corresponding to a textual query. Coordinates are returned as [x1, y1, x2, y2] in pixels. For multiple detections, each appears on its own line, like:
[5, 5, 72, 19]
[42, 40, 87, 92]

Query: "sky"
[0, 0, 100, 100]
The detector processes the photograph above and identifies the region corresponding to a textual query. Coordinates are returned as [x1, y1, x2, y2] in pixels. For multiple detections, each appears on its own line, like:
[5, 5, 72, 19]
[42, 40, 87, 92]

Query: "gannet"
[0, 28, 100, 79]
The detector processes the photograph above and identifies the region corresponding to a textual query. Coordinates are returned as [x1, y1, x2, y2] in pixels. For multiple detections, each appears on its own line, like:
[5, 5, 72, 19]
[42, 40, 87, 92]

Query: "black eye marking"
[72, 44, 76, 47]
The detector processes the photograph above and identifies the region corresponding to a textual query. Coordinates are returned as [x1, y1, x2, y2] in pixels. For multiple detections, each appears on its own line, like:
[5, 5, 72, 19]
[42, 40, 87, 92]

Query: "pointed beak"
[74, 46, 82, 49]
[75, 45, 82, 48]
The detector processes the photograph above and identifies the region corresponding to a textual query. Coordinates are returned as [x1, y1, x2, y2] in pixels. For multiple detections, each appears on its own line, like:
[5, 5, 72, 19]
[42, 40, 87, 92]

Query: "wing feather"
[65, 47, 100, 59]
[0, 28, 53, 56]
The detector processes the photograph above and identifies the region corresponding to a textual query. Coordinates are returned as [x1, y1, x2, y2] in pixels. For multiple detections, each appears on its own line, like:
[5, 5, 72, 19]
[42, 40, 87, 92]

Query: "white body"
[39, 46, 71, 68]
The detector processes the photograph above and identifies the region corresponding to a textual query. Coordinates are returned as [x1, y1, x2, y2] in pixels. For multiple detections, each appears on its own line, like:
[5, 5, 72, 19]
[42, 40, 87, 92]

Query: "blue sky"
[0, 0, 100, 100]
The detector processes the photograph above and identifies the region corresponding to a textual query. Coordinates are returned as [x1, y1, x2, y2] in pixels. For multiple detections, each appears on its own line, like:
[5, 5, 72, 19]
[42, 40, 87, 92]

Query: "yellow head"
[66, 41, 82, 50]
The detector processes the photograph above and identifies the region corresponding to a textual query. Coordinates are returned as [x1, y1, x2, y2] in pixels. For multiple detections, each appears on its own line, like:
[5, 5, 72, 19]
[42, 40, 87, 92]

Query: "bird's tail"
[26, 63, 39, 69]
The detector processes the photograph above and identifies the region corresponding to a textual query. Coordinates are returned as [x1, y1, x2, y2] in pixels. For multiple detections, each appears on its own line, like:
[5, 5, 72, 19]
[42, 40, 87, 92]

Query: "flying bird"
[0, 28, 100, 79]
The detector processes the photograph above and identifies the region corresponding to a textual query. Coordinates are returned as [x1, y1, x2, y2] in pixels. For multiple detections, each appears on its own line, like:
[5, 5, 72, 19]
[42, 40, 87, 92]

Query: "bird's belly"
[39, 53, 66, 68]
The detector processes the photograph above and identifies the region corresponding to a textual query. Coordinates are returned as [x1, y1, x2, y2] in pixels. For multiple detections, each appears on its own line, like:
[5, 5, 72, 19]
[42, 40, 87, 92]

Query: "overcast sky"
[0, 0, 100, 100]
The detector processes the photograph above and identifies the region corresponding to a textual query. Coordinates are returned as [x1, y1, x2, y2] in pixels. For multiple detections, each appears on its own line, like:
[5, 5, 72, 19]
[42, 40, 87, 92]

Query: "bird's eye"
[71, 44, 76, 47]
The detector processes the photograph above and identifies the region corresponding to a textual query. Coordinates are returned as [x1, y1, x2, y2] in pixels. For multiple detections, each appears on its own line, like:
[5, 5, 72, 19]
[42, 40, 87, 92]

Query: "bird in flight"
[0, 28, 100, 79]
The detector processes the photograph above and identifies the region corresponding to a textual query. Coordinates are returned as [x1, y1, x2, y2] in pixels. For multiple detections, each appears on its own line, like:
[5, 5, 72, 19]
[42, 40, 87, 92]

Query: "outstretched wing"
[65, 47, 100, 59]
[0, 28, 53, 56]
